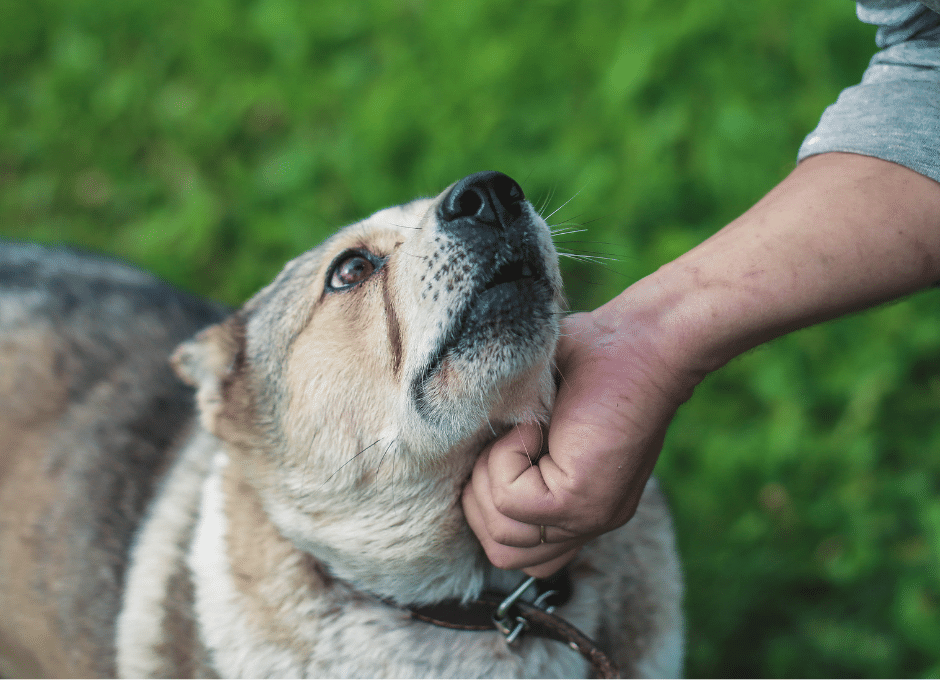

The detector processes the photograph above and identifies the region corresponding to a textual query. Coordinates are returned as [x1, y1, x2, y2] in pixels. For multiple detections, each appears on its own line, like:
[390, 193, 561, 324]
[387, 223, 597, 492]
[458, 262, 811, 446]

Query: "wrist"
[594, 268, 733, 376]
[615, 257, 771, 375]
[586, 267, 722, 409]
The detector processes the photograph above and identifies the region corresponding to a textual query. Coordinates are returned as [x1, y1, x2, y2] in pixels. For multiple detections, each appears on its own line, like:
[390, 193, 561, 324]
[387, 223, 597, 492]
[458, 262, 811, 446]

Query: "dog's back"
[0, 243, 225, 677]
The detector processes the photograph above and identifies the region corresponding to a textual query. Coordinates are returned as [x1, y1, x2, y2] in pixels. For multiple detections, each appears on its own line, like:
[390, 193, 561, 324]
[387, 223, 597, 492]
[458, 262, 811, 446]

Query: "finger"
[483, 411, 601, 531]
[463, 481, 585, 571]
[522, 548, 580, 579]
[472, 430, 583, 542]
[483, 423, 573, 524]
[463, 447, 545, 548]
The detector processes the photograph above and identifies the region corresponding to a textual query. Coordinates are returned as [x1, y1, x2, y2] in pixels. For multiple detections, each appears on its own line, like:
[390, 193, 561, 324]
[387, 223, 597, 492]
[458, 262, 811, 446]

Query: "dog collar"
[400, 572, 620, 679]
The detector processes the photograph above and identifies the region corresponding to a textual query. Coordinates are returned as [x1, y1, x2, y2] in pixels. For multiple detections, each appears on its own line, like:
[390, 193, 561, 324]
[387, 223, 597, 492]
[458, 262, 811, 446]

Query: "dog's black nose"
[439, 171, 525, 229]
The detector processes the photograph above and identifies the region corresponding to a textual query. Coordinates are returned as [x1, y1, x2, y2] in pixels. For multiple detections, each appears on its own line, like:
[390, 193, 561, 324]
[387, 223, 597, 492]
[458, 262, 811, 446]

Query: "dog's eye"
[328, 252, 376, 290]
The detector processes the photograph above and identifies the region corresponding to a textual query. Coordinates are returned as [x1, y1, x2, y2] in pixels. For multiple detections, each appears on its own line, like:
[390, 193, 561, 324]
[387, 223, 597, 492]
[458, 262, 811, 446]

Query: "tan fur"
[0, 427, 72, 678]
[0, 174, 683, 678]
[0, 317, 101, 677]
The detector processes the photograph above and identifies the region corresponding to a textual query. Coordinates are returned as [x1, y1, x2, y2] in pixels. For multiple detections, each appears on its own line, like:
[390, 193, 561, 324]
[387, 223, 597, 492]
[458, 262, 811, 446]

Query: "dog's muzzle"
[411, 171, 557, 419]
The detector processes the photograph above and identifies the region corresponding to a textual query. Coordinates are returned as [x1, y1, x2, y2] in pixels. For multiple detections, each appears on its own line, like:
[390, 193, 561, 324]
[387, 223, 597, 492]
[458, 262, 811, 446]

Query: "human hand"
[462, 304, 699, 577]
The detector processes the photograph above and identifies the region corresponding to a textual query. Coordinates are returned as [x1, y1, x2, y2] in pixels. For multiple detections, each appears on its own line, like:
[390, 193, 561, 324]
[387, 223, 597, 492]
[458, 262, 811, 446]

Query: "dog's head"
[173, 172, 563, 603]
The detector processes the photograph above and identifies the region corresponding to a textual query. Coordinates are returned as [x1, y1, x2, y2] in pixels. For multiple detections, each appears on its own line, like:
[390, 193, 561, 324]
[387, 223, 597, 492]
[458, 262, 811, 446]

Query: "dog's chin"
[410, 278, 558, 439]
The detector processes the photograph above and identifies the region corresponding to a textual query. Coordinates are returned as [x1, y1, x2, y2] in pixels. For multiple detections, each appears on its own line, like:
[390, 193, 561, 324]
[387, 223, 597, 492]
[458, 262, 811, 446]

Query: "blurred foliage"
[2, 0, 939, 676]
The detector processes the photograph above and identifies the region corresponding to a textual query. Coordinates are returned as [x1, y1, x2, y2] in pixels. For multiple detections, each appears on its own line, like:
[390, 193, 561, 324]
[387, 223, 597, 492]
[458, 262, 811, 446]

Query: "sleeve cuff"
[798, 61, 940, 184]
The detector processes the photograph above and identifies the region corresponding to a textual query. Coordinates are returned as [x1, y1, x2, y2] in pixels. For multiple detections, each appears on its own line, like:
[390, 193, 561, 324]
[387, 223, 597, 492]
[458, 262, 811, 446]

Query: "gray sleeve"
[797, 1, 940, 184]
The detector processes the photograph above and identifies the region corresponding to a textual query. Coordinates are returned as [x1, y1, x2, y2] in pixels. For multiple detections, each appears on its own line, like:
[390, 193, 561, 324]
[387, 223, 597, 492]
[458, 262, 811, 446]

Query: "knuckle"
[556, 502, 613, 537]
[489, 485, 516, 515]
[484, 545, 525, 571]
[570, 516, 605, 537]
[572, 498, 638, 537]
[488, 523, 523, 547]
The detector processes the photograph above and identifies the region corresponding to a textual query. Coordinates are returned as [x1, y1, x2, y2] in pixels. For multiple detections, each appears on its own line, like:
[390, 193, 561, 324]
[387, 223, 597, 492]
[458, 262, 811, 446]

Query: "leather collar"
[400, 571, 620, 679]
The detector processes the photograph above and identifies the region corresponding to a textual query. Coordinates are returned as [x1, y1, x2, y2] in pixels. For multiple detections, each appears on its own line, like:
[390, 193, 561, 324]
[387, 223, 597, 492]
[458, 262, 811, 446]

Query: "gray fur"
[0, 241, 225, 676]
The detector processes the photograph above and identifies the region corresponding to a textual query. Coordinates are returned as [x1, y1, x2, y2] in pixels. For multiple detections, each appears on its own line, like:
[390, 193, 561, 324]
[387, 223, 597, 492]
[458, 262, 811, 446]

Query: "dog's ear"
[172, 314, 256, 446]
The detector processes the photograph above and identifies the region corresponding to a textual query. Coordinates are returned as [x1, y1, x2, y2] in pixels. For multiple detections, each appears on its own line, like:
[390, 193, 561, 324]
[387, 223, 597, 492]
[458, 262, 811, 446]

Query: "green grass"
[3, 0, 939, 676]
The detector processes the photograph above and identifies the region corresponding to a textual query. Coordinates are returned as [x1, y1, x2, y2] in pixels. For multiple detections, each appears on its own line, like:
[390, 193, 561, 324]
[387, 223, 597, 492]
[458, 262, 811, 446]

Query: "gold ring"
[539, 525, 547, 544]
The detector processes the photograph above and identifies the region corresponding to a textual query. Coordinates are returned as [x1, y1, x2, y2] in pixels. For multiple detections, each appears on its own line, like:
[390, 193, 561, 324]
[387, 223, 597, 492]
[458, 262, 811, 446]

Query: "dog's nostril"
[439, 171, 525, 228]
[495, 174, 524, 206]
[454, 188, 485, 220]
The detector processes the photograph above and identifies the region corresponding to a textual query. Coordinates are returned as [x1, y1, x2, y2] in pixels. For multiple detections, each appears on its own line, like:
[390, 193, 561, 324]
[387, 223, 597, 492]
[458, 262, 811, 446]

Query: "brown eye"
[329, 252, 376, 290]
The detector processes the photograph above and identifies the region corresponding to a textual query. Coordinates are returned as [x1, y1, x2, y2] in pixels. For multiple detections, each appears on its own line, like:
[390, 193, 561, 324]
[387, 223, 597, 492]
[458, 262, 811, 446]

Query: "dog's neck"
[194, 442, 510, 611]
[182, 441, 593, 679]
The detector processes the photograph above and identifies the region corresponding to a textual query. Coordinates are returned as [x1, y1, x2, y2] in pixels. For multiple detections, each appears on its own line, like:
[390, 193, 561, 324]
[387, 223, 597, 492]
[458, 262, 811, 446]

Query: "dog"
[0, 171, 683, 678]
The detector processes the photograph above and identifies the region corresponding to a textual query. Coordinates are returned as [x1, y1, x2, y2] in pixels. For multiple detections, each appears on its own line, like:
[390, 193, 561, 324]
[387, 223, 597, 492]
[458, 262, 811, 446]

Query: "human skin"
[462, 152, 940, 577]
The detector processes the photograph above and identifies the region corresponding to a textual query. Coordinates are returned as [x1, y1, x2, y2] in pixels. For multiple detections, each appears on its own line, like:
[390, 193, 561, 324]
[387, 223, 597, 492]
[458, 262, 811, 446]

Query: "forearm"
[602, 152, 940, 383]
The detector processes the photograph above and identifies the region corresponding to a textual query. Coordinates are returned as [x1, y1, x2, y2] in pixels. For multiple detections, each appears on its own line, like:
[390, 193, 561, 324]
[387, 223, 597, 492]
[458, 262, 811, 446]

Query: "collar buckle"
[493, 575, 560, 645]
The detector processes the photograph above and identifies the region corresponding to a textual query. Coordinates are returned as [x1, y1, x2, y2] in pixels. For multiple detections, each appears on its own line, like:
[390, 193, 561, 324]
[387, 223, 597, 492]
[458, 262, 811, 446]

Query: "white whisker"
[516, 424, 535, 466]
[320, 439, 381, 488]
[375, 439, 398, 490]
[536, 187, 556, 218]
[550, 227, 590, 237]
[557, 251, 623, 263]
[543, 189, 583, 222]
